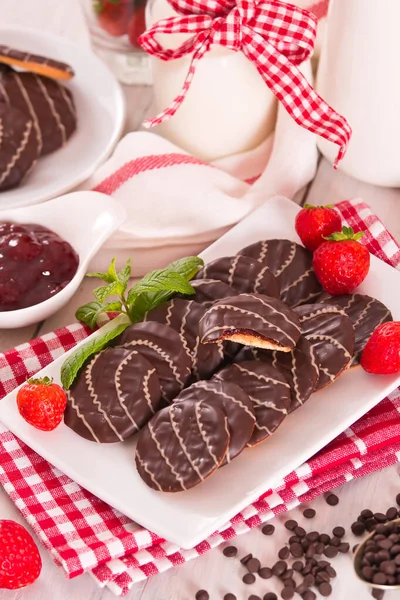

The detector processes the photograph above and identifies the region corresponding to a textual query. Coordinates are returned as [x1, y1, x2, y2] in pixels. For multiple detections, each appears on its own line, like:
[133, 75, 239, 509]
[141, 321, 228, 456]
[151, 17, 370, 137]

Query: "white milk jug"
[316, 0, 400, 186]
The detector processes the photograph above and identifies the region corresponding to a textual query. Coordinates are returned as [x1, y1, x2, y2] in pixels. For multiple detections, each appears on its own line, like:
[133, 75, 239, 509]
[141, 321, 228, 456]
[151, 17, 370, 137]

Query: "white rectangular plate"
[1, 196, 400, 549]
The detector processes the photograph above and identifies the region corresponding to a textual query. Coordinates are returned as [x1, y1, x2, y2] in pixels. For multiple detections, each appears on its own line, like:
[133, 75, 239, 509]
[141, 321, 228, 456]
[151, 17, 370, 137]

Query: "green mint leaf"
[167, 256, 204, 280]
[102, 301, 123, 312]
[75, 301, 103, 329]
[93, 281, 122, 303]
[107, 258, 119, 282]
[127, 271, 195, 305]
[61, 318, 130, 390]
[117, 259, 131, 292]
[86, 271, 115, 284]
[129, 290, 174, 323]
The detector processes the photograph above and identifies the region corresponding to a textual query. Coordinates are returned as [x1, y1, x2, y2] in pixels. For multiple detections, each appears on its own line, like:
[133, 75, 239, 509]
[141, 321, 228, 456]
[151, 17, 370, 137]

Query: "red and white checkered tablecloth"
[0, 198, 399, 596]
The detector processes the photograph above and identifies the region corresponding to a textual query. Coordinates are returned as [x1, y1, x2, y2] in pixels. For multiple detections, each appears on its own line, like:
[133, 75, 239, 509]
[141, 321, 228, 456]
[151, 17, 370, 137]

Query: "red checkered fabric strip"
[140, 0, 351, 167]
[0, 197, 398, 597]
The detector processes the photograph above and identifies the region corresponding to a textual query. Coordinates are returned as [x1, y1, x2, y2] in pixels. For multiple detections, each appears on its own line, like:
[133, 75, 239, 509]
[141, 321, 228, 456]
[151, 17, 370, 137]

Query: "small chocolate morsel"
[302, 564, 312, 575]
[223, 546, 238, 557]
[306, 531, 320, 542]
[281, 588, 294, 600]
[317, 560, 330, 568]
[246, 558, 261, 573]
[195, 591, 209, 600]
[292, 560, 303, 572]
[325, 493, 339, 506]
[361, 566, 375, 581]
[272, 561, 288, 576]
[338, 542, 350, 553]
[361, 509, 374, 520]
[390, 543, 400, 555]
[318, 582, 332, 597]
[303, 574, 315, 587]
[281, 569, 294, 581]
[290, 543, 303, 558]
[302, 539, 310, 551]
[263, 594, 278, 600]
[315, 542, 325, 555]
[302, 592, 316, 600]
[396, 493, 400, 506]
[289, 536, 301, 544]
[386, 507, 398, 520]
[365, 518, 377, 532]
[380, 560, 396, 574]
[330, 536, 341, 547]
[395, 553, 400, 565]
[332, 526, 345, 538]
[374, 513, 388, 523]
[224, 594, 237, 600]
[285, 520, 298, 531]
[319, 534, 331, 545]
[317, 571, 331, 583]
[243, 573, 256, 584]
[294, 526, 306, 538]
[278, 547, 290, 560]
[326, 565, 336, 578]
[262, 524, 275, 536]
[303, 508, 316, 519]
[372, 572, 387, 585]
[283, 578, 296, 588]
[378, 539, 393, 550]
[259, 567, 273, 579]
[305, 544, 315, 558]
[371, 589, 385, 600]
[249, 596, 261, 600]
[241, 553, 253, 565]
[351, 521, 366, 536]
[324, 546, 338, 559]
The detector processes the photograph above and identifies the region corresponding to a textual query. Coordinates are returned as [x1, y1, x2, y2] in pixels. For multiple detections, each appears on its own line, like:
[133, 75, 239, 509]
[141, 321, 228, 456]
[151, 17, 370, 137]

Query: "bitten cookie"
[294, 303, 355, 390]
[144, 298, 224, 381]
[195, 255, 280, 298]
[178, 278, 237, 307]
[0, 69, 76, 155]
[238, 239, 322, 307]
[320, 293, 393, 366]
[117, 321, 192, 402]
[236, 336, 320, 412]
[214, 360, 291, 446]
[0, 103, 39, 191]
[135, 399, 229, 492]
[65, 347, 162, 443]
[0, 45, 74, 80]
[175, 380, 255, 464]
[199, 293, 302, 351]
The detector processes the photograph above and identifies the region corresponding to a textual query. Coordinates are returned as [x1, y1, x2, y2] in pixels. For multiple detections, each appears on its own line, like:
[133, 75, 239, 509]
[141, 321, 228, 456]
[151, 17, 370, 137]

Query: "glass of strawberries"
[81, 0, 152, 84]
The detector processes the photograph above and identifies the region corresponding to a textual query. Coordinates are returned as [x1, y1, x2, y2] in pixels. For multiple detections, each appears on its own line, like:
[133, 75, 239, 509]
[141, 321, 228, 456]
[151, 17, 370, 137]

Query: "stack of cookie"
[0, 45, 77, 191]
[64, 239, 393, 493]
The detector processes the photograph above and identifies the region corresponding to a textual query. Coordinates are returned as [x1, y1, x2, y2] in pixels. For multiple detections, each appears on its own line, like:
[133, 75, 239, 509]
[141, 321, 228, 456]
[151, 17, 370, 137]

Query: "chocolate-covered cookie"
[179, 278, 237, 307]
[238, 239, 322, 307]
[65, 347, 162, 443]
[0, 45, 74, 80]
[236, 336, 320, 412]
[320, 293, 392, 366]
[175, 380, 255, 464]
[0, 103, 39, 191]
[144, 298, 224, 380]
[0, 69, 76, 155]
[199, 293, 301, 351]
[135, 399, 229, 492]
[214, 360, 291, 446]
[294, 303, 355, 390]
[195, 255, 280, 298]
[117, 321, 192, 402]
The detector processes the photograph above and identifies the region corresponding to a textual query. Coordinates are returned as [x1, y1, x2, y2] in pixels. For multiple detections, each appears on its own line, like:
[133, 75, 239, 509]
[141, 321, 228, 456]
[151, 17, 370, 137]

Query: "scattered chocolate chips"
[303, 574, 315, 587]
[324, 546, 338, 559]
[306, 532, 319, 543]
[272, 561, 288, 576]
[338, 542, 350, 553]
[281, 569, 294, 581]
[396, 493, 400, 507]
[292, 560, 303, 572]
[360, 509, 374, 520]
[223, 545, 238, 557]
[243, 573, 256, 584]
[278, 547, 290, 560]
[302, 591, 316, 600]
[319, 534, 330, 545]
[249, 596, 262, 600]
[303, 508, 316, 519]
[263, 594, 278, 600]
[262, 524, 275, 536]
[351, 521, 366, 536]
[294, 526, 307, 538]
[332, 526, 345, 538]
[374, 513, 388, 523]
[241, 554, 253, 565]
[195, 591, 209, 600]
[247, 558, 261, 573]
[281, 588, 294, 599]
[224, 595, 237, 600]
[371, 590, 385, 600]
[386, 507, 398, 520]
[325, 493, 339, 506]
[289, 543, 303, 558]
[318, 582, 332, 597]
[284, 520, 298, 531]
[259, 567, 273, 579]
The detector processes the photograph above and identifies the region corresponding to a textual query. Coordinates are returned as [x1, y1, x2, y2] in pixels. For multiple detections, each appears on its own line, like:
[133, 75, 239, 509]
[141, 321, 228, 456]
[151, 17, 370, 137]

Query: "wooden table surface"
[1, 2, 400, 599]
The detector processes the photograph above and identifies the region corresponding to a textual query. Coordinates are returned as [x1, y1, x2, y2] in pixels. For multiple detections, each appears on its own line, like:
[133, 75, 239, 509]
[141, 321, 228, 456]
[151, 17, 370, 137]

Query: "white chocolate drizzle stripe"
[353, 298, 376, 328]
[280, 267, 314, 294]
[148, 420, 186, 490]
[170, 405, 204, 481]
[275, 242, 296, 277]
[67, 391, 101, 443]
[0, 120, 32, 185]
[35, 75, 66, 144]
[227, 254, 241, 287]
[121, 339, 186, 390]
[298, 306, 347, 322]
[240, 294, 302, 333]
[194, 380, 255, 421]
[136, 450, 162, 491]
[13, 72, 43, 152]
[195, 401, 220, 467]
[59, 84, 76, 117]
[306, 333, 352, 359]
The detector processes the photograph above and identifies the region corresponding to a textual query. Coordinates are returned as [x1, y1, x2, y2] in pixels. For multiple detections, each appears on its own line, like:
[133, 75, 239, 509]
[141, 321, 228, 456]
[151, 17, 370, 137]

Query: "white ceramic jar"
[145, 0, 278, 162]
[316, 0, 400, 186]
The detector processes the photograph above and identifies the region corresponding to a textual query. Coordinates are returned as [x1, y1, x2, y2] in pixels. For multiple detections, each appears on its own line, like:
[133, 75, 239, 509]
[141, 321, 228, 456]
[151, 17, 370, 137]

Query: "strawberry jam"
[0, 222, 78, 311]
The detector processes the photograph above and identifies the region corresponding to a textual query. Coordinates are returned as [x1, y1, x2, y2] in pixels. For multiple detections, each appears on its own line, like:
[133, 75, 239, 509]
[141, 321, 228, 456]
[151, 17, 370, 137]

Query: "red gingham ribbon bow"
[140, 0, 352, 167]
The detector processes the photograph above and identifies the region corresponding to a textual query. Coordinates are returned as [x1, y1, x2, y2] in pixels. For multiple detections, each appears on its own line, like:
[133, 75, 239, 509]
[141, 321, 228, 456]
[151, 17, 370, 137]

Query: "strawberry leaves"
[324, 226, 365, 242]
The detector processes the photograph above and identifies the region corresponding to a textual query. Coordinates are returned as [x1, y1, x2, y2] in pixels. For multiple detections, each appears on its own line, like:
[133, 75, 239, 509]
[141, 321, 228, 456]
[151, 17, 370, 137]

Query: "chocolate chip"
[285, 520, 298, 531]
[324, 546, 338, 558]
[223, 546, 237, 557]
[281, 569, 294, 581]
[278, 547, 290, 560]
[318, 582, 332, 597]
[361, 566, 375, 581]
[195, 591, 209, 600]
[295, 585, 308, 596]
[371, 591, 385, 600]
[263, 594, 278, 600]
[241, 553, 253, 565]
[386, 507, 398, 520]
[380, 560, 396, 574]
[396, 493, 400, 507]
[290, 543, 303, 557]
[372, 572, 387, 585]
[283, 578, 296, 588]
[317, 571, 331, 583]
[351, 521, 366, 536]
[315, 542, 325, 555]
[306, 531, 320, 542]
[288, 535, 301, 544]
[374, 513, 388, 523]
[326, 565, 337, 578]
[272, 561, 288, 577]
[249, 596, 261, 600]
[303, 574, 315, 587]
[365, 518, 378, 532]
[305, 544, 315, 558]
[224, 595, 237, 600]
[243, 573, 256, 584]
[353, 544, 360, 553]
[325, 493, 339, 506]
[361, 509, 374, 520]
[332, 526, 345, 538]
[262, 524, 275, 536]
[390, 544, 400, 555]
[378, 539, 393, 550]
[292, 560, 303, 572]
[338, 542, 350, 553]
[317, 560, 330, 568]
[303, 508, 316, 519]
[294, 526, 306, 538]
[280, 588, 294, 600]
[395, 554, 400, 565]
[247, 558, 261, 573]
[330, 536, 341, 547]
[302, 564, 312, 575]
[302, 592, 316, 600]
[318, 534, 331, 545]
[259, 567, 273, 579]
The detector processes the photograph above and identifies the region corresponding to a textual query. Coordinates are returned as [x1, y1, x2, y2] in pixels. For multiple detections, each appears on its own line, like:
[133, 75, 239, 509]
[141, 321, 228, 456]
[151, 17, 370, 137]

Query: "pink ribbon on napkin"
[139, 0, 351, 167]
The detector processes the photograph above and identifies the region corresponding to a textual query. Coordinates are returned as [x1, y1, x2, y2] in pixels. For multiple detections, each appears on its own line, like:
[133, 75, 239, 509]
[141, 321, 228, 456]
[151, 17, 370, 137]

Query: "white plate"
[1, 196, 400, 548]
[0, 27, 125, 209]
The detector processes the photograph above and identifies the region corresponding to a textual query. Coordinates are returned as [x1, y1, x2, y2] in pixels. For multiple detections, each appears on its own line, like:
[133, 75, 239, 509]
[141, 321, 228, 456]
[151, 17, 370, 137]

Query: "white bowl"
[0, 26, 126, 209]
[0, 191, 126, 328]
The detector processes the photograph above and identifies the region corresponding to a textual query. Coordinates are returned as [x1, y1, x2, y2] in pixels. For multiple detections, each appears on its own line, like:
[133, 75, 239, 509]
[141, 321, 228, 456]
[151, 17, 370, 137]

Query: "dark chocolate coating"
[0, 103, 39, 191]
[178, 278, 237, 307]
[175, 380, 255, 464]
[238, 239, 322, 307]
[0, 45, 74, 78]
[214, 360, 291, 446]
[320, 293, 392, 366]
[236, 336, 320, 412]
[0, 69, 76, 155]
[117, 321, 192, 402]
[195, 255, 280, 298]
[199, 293, 302, 350]
[135, 399, 229, 492]
[144, 298, 224, 380]
[294, 303, 355, 390]
[65, 347, 162, 443]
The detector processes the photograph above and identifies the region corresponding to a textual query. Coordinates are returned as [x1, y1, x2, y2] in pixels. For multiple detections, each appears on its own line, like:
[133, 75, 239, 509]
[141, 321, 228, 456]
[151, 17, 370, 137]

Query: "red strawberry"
[312, 226, 370, 295]
[127, 6, 146, 48]
[0, 520, 42, 589]
[96, 2, 132, 37]
[295, 204, 342, 251]
[17, 376, 67, 431]
[360, 322, 400, 374]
